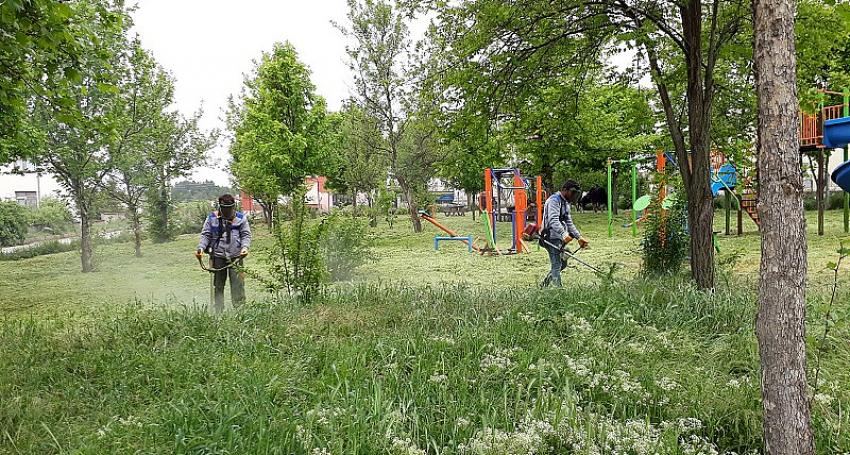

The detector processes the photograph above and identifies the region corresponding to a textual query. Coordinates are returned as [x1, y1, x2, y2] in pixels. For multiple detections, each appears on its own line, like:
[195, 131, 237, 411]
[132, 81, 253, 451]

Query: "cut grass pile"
[2, 280, 849, 453]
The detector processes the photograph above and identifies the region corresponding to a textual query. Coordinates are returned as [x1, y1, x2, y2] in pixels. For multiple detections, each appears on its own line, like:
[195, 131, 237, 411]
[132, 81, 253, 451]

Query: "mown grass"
[1, 209, 849, 453]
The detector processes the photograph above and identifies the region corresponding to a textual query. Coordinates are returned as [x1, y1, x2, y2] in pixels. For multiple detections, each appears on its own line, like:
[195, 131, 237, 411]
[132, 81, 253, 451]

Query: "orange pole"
[513, 173, 527, 252]
[420, 213, 481, 252]
[485, 168, 494, 242]
[536, 176, 543, 231]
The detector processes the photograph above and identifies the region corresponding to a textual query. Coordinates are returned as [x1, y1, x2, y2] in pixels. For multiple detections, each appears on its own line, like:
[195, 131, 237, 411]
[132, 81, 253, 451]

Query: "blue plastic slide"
[833, 160, 850, 193]
[824, 117, 850, 192]
[711, 163, 738, 197]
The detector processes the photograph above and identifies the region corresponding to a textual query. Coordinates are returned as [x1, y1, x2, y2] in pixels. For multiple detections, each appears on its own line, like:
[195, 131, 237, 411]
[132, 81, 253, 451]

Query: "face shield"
[218, 201, 236, 220]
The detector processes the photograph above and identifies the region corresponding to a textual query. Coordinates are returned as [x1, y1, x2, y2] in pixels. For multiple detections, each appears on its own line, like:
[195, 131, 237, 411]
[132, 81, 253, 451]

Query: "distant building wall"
[0, 161, 64, 207]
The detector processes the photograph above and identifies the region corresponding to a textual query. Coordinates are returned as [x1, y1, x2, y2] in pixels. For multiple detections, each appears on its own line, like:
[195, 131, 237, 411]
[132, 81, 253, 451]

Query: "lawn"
[1, 210, 849, 453]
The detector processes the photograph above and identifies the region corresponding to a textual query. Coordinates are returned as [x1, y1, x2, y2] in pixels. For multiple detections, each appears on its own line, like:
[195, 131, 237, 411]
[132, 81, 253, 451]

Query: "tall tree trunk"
[469, 191, 476, 221]
[159, 183, 170, 241]
[351, 190, 358, 218]
[77, 198, 93, 273]
[130, 202, 142, 257]
[397, 175, 422, 233]
[687, 168, 716, 289]
[753, 0, 814, 451]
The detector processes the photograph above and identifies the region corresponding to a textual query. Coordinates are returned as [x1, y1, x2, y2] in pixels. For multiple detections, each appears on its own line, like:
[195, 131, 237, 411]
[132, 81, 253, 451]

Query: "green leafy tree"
[0, 0, 82, 162]
[145, 109, 216, 243]
[228, 42, 333, 229]
[104, 39, 175, 256]
[326, 103, 388, 217]
[32, 0, 130, 272]
[338, 0, 438, 233]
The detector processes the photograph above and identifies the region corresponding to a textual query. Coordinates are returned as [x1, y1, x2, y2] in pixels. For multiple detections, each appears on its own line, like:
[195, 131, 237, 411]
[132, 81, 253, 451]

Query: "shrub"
[829, 191, 848, 210]
[642, 180, 689, 276]
[0, 240, 78, 260]
[252, 189, 327, 303]
[0, 201, 28, 246]
[27, 197, 74, 233]
[321, 212, 373, 281]
[174, 201, 212, 236]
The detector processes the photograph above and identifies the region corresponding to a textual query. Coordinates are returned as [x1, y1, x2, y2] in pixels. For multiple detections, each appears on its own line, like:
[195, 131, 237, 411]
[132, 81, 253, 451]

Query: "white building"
[0, 160, 64, 208]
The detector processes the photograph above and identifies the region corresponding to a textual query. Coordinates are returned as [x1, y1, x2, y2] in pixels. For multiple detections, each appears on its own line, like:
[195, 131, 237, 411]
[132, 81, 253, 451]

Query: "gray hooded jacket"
[197, 212, 252, 259]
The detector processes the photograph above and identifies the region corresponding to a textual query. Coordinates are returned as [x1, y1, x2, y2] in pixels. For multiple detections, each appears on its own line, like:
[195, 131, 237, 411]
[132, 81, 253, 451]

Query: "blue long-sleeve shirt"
[197, 212, 252, 258]
[543, 193, 581, 241]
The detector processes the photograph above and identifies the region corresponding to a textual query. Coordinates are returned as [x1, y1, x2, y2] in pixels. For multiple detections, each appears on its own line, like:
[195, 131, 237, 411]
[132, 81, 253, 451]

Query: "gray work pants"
[211, 256, 245, 312]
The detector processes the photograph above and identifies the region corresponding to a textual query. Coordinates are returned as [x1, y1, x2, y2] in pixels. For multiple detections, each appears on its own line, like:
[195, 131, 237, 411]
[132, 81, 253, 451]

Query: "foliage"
[325, 103, 387, 202]
[253, 190, 328, 303]
[375, 189, 398, 227]
[30, 0, 132, 272]
[228, 41, 333, 214]
[172, 180, 235, 203]
[0, 240, 78, 261]
[0, 0, 85, 161]
[27, 197, 74, 233]
[338, 0, 441, 233]
[642, 178, 689, 276]
[0, 201, 29, 247]
[145, 190, 175, 243]
[173, 201, 213, 236]
[320, 212, 373, 281]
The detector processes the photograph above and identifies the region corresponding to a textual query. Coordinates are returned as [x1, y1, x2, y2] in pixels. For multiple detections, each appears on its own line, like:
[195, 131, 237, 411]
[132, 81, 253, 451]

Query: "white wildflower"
[429, 373, 448, 384]
[390, 436, 426, 455]
[456, 417, 471, 428]
[814, 393, 834, 406]
[429, 336, 456, 345]
[656, 376, 679, 391]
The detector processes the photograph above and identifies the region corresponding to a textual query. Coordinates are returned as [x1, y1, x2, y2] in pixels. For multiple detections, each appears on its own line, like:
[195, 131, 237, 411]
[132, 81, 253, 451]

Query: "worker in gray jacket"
[541, 180, 589, 287]
[196, 194, 251, 311]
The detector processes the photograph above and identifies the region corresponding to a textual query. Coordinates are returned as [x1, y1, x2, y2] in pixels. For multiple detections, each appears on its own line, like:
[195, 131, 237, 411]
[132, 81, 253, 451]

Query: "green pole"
[608, 158, 614, 238]
[842, 87, 850, 233]
[725, 190, 731, 235]
[631, 160, 638, 237]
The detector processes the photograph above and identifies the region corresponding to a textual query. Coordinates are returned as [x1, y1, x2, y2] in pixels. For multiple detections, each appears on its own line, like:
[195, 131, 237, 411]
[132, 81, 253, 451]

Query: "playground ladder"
[740, 189, 761, 228]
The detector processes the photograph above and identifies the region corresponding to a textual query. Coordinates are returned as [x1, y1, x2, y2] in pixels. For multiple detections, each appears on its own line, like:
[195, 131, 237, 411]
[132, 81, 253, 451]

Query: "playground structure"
[799, 88, 850, 233]
[419, 167, 544, 255]
[607, 150, 760, 238]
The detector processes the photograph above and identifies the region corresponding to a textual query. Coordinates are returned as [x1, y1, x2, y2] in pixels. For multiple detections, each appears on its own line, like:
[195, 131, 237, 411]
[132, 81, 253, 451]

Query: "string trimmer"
[196, 254, 247, 308]
[537, 237, 605, 275]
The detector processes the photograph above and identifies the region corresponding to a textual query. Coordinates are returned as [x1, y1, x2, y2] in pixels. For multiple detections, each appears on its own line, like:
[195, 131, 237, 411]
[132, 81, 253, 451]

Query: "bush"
[321, 212, 373, 281]
[642, 180, 689, 276]
[829, 191, 848, 210]
[251, 190, 327, 303]
[0, 240, 78, 260]
[27, 197, 74, 233]
[174, 201, 212, 236]
[0, 201, 28, 247]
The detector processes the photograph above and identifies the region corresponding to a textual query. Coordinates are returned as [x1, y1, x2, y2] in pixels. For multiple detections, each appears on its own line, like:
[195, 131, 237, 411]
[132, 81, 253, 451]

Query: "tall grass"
[1, 280, 848, 453]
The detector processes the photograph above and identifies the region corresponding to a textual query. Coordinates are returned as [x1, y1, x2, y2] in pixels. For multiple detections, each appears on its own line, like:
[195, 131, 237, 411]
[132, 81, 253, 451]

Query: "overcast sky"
[132, 0, 355, 186]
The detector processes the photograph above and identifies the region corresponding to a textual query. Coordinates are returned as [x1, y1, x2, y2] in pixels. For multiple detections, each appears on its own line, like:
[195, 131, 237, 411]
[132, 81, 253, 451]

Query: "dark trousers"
[212, 256, 245, 312]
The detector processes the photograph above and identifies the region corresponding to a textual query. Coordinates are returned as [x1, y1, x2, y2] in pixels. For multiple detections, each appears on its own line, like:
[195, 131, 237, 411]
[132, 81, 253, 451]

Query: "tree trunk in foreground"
[753, 0, 814, 451]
